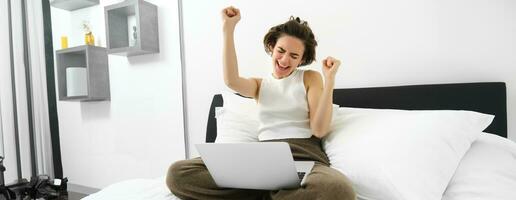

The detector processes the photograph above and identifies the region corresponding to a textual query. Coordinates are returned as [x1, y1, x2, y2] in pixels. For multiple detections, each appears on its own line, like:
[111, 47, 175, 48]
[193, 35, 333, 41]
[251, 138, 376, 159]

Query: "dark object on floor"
[0, 156, 68, 200]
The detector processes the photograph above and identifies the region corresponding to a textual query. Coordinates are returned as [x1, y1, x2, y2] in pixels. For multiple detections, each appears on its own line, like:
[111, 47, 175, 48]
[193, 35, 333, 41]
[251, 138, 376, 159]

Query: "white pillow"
[220, 91, 259, 116]
[214, 92, 259, 143]
[323, 107, 494, 200]
[442, 132, 516, 200]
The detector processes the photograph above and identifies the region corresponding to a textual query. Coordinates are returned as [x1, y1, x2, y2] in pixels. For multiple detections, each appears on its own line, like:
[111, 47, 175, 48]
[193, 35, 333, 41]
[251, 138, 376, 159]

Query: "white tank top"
[257, 69, 312, 141]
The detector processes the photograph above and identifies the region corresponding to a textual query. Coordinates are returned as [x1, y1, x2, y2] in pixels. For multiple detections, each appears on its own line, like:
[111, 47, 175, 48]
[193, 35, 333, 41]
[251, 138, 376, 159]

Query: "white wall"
[183, 0, 516, 157]
[51, 0, 185, 189]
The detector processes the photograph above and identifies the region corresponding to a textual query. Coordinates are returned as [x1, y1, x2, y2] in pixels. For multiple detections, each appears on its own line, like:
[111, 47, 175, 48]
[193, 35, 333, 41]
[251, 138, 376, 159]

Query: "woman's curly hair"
[263, 16, 317, 67]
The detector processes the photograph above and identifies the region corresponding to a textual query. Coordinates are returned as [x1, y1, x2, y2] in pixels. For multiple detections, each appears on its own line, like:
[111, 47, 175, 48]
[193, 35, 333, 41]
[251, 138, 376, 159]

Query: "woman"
[166, 6, 356, 200]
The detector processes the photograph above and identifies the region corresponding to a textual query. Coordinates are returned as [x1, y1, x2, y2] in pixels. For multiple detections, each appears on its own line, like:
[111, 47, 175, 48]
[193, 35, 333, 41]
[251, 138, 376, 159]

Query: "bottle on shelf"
[82, 21, 95, 46]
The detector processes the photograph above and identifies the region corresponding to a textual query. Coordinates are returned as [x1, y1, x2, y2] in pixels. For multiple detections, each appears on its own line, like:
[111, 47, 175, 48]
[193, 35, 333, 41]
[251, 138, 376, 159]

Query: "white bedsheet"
[82, 177, 179, 200]
[83, 133, 516, 200]
[442, 133, 516, 200]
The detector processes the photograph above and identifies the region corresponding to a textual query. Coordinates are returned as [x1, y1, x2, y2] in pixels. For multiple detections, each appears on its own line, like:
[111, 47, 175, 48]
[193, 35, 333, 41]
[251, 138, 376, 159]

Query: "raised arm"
[306, 57, 340, 138]
[221, 6, 260, 99]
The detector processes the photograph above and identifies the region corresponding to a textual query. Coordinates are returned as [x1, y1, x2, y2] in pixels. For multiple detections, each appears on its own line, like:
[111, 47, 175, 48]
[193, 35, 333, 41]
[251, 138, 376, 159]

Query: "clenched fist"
[221, 6, 240, 31]
[322, 56, 340, 80]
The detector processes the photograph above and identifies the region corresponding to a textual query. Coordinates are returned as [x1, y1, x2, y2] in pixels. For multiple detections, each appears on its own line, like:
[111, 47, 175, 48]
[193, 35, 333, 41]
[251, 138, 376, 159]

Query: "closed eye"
[278, 47, 299, 59]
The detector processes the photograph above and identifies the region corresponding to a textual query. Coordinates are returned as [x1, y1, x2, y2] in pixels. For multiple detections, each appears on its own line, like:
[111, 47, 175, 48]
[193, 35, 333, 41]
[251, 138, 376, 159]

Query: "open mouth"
[276, 61, 290, 72]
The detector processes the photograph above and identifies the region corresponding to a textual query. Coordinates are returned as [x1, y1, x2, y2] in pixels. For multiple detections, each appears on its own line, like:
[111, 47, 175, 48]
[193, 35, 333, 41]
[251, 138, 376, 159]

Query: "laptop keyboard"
[297, 172, 306, 180]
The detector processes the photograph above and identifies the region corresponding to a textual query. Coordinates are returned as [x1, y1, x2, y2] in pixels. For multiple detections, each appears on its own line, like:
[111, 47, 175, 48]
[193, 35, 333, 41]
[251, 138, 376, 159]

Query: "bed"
[84, 82, 516, 200]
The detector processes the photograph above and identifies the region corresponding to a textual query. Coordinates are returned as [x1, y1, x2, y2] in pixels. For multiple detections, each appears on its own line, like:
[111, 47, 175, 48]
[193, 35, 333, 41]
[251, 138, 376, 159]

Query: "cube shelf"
[105, 0, 159, 56]
[56, 45, 110, 101]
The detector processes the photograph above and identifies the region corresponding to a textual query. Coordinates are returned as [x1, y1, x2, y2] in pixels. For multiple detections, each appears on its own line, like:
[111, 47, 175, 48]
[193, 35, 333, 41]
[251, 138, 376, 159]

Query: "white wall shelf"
[50, 0, 99, 11]
[56, 45, 110, 101]
[104, 0, 159, 56]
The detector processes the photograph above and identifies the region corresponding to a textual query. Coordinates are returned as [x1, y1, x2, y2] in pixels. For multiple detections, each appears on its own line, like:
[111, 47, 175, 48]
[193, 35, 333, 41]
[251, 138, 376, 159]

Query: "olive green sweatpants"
[166, 137, 356, 200]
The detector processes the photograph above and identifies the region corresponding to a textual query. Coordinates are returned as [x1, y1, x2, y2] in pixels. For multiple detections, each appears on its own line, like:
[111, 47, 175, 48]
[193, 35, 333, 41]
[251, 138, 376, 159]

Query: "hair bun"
[289, 16, 303, 24]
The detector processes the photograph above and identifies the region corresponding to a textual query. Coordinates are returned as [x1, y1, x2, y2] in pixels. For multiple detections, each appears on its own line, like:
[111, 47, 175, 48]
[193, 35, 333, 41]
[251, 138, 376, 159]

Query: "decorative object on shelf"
[85, 32, 95, 45]
[56, 45, 110, 101]
[105, 0, 159, 56]
[131, 26, 138, 47]
[50, 0, 99, 11]
[127, 15, 137, 47]
[60, 36, 68, 49]
[66, 67, 87, 97]
[82, 21, 95, 46]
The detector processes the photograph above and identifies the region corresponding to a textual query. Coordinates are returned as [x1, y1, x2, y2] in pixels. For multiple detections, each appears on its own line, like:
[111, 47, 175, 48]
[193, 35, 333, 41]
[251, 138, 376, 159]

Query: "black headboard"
[206, 82, 507, 143]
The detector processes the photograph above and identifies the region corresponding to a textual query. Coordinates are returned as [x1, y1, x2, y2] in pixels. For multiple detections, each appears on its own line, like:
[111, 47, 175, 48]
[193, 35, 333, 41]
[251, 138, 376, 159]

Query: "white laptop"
[195, 142, 315, 190]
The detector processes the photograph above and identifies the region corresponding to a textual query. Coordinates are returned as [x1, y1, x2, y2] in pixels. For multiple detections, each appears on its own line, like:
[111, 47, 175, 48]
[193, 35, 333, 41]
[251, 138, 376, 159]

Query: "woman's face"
[271, 35, 304, 79]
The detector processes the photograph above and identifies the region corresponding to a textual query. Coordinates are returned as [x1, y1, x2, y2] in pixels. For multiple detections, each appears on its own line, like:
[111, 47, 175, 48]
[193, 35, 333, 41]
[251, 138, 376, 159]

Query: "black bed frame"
[206, 82, 507, 143]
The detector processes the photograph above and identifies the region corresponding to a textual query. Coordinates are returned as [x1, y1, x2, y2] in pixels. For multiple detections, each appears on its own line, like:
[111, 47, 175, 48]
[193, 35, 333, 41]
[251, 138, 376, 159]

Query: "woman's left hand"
[322, 56, 340, 80]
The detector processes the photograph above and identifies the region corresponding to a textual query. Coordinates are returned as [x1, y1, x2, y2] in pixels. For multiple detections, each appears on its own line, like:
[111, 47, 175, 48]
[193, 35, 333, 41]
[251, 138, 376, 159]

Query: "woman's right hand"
[221, 6, 240, 31]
